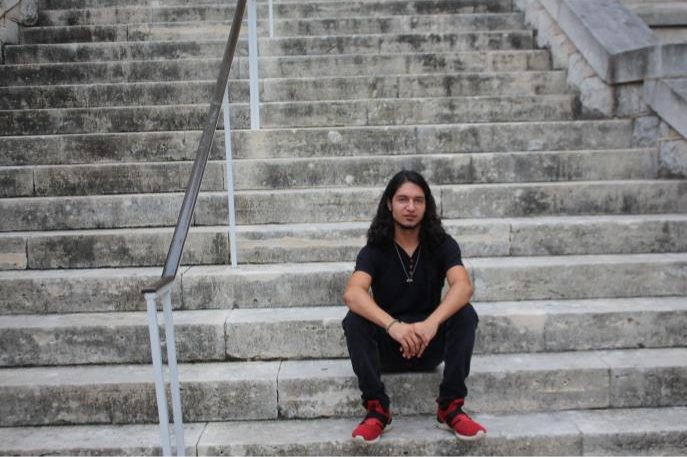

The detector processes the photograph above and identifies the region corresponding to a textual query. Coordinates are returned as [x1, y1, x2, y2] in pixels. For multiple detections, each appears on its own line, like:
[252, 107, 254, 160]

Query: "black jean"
[342, 304, 479, 410]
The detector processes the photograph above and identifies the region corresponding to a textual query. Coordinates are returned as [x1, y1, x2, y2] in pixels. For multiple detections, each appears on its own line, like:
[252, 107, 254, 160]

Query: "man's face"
[387, 182, 426, 230]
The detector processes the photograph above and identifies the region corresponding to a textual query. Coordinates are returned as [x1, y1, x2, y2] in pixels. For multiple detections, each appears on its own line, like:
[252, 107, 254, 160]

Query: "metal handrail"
[142, 0, 247, 294]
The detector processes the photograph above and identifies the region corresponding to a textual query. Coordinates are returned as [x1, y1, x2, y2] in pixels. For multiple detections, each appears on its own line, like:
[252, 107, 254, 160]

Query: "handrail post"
[268, 0, 274, 38]
[162, 289, 185, 456]
[247, 0, 261, 129]
[222, 88, 238, 268]
[144, 292, 172, 457]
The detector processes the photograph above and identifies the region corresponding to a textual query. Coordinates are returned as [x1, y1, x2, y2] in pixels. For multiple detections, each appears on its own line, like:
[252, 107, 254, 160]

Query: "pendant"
[406, 278, 413, 283]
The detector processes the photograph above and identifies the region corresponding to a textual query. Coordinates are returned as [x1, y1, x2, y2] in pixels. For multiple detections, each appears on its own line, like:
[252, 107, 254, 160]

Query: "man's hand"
[411, 320, 438, 357]
[388, 322, 423, 358]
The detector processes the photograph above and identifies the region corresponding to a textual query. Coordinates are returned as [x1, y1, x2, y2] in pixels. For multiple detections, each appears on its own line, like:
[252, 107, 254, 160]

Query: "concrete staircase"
[1, 0, 686, 454]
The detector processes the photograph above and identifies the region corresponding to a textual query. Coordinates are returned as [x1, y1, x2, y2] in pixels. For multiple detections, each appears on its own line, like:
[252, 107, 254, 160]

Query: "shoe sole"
[352, 423, 393, 444]
[437, 422, 486, 441]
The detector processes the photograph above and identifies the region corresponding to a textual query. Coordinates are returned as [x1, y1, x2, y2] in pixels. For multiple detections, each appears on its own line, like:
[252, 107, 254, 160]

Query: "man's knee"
[342, 310, 374, 336]
[445, 303, 479, 331]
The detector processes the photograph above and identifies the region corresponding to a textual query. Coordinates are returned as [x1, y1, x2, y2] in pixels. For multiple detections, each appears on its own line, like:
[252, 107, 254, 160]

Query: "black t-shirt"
[354, 235, 463, 318]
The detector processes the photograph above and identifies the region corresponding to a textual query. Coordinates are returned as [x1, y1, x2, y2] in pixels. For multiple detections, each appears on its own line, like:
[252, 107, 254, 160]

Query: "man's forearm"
[427, 282, 473, 327]
[344, 287, 394, 329]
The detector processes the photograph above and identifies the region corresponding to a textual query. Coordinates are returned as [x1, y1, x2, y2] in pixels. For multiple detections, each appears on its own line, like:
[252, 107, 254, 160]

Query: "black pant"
[342, 304, 479, 410]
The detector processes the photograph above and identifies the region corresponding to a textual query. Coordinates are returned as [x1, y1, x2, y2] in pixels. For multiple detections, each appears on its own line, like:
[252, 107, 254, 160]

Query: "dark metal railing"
[142, 0, 247, 295]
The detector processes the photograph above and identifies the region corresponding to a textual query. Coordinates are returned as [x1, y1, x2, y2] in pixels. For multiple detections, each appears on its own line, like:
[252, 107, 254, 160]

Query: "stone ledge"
[539, 0, 657, 84]
[2, 407, 687, 455]
[645, 77, 687, 139]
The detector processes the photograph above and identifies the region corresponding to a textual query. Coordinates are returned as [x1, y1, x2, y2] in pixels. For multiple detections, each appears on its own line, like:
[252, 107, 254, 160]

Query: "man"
[342, 170, 486, 444]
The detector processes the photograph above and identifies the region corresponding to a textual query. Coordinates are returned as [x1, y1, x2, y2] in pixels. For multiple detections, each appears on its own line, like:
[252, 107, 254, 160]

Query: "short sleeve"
[441, 236, 463, 272]
[354, 245, 376, 277]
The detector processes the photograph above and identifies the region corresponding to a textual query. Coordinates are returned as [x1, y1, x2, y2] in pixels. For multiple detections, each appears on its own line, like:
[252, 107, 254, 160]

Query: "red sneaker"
[351, 400, 392, 444]
[437, 398, 486, 441]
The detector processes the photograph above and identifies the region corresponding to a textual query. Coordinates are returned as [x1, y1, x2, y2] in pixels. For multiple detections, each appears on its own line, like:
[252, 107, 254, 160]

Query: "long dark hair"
[367, 170, 447, 249]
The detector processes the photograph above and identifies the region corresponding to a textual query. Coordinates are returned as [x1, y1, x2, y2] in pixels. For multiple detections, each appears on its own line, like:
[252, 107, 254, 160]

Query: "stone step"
[225, 298, 687, 360]
[37, 1, 514, 26]
[4, 31, 534, 64]
[0, 120, 633, 166]
[1, 253, 685, 314]
[2, 297, 685, 366]
[0, 348, 684, 425]
[38, 0, 225, 9]
[198, 408, 687, 455]
[2, 407, 687, 455]
[21, 14, 526, 44]
[0, 94, 576, 135]
[2, 214, 686, 270]
[1, 180, 685, 231]
[182, 254, 687, 308]
[0, 71, 568, 109]
[0, 148, 656, 198]
[0, 50, 553, 86]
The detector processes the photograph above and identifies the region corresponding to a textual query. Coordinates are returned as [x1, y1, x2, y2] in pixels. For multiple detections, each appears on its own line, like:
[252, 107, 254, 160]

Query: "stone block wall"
[1, 0, 37, 62]
[514, 0, 686, 151]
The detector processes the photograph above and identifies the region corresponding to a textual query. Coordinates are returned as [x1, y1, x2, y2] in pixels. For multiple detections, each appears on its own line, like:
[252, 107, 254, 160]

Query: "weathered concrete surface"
[2, 407, 686, 456]
[226, 297, 687, 360]
[21, 13, 527, 44]
[470, 253, 687, 301]
[279, 356, 615, 419]
[0, 71, 568, 110]
[277, 349, 687, 419]
[1, 0, 37, 25]
[16, 213, 686, 269]
[2, 296, 685, 366]
[572, 407, 687, 456]
[0, 310, 229, 366]
[0, 121, 634, 166]
[33, 161, 222, 196]
[0, 193, 186, 231]
[0, 167, 33, 197]
[659, 137, 687, 178]
[0, 267, 183, 314]
[197, 188, 380, 225]
[22, 147, 658, 197]
[0, 94, 576, 135]
[182, 263, 351, 309]
[27, 226, 228, 268]
[0, 361, 280, 426]
[538, 0, 658, 83]
[649, 42, 687, 79]
[200, 411, 581, 456]
[600, 348, 687, 408]
[4, 31, 534, 64]
[0, 0, 37, 60]
[624, 0, 687, 27]
[0, 235, 26, 270]
[226, 307, 348, 360]
[645, 77, 687, 139]
[509, 214, 687, 256]
[477, 297, 687, 354]
[441, 180, 687, 218]
[0, 50, 553, 86]
[35, 1, 514, 27]
[0, 423, 206, 456]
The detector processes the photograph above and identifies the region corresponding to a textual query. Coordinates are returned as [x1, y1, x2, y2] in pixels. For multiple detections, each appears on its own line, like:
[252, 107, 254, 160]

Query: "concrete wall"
[1, 0, 37, 62]
[514, 0, 687, 167]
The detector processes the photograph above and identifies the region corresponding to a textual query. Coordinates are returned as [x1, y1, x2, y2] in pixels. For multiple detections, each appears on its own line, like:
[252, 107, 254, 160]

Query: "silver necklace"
[393, 242, 420, 284]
